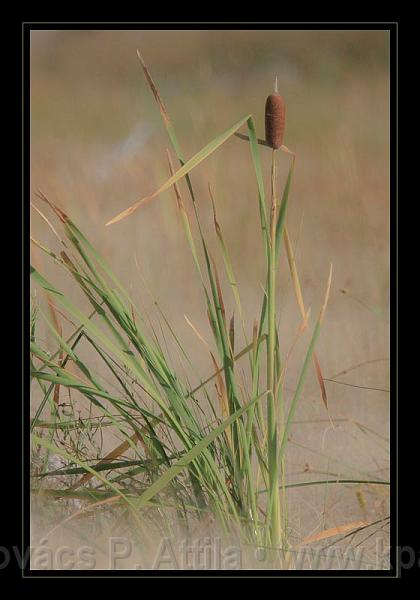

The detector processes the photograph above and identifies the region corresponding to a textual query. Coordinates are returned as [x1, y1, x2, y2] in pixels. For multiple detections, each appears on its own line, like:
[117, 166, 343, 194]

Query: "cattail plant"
[30, 54, 337, 569]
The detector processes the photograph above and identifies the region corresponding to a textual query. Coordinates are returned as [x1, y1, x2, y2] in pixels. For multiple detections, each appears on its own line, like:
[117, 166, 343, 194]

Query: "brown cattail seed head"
[265, 92, 286, 149]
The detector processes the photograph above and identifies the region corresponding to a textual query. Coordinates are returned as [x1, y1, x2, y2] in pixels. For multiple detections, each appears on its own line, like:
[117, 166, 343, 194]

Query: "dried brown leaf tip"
[265, 79, 286, 149]
[137, 50, 171, 127]
[36, 190, 69, 223]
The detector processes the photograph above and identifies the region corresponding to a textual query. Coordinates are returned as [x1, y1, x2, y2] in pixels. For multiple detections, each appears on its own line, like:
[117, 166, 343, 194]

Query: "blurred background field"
[30, 29, 390, 567]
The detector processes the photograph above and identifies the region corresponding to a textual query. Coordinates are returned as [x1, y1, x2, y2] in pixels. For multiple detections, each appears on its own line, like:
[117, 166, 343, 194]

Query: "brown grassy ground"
[30, 29, 390, 570]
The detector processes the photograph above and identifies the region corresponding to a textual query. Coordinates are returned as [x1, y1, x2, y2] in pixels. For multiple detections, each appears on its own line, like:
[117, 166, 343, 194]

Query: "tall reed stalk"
[266, 148, 282, 547]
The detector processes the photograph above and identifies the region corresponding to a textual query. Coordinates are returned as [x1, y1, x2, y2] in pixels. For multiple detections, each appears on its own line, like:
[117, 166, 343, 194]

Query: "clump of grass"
[31, 53, 340, 565]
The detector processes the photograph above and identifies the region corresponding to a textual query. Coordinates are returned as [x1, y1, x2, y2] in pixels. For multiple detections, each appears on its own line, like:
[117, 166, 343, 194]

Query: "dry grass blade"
[70, 431, 140, 490]
[137, 50, 170, 126]
[36, 190, 69, 224]
[184, 314, 210, 350]
[31, 202, 66, 246]
[278, 264, 333, 461]
[284, 226, 329, 410]
[284, 227, 305, 314]
[296, 520, 373, 547]
[313, 353, 328, 410]
[276, 308, 310, 393]
[330, 357, 389, 380]
[320, 265, 333, 323]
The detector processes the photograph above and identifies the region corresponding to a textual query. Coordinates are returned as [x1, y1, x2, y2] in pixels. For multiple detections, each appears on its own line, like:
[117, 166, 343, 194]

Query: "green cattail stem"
[266, 148, 282, 549]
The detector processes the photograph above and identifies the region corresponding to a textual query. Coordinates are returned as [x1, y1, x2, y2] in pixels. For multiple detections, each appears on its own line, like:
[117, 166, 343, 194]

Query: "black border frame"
[18, 21, 398, 579]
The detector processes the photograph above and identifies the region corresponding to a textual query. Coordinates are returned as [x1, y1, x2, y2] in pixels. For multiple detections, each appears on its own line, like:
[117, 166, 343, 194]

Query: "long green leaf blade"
[106, 114, 251, 226]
